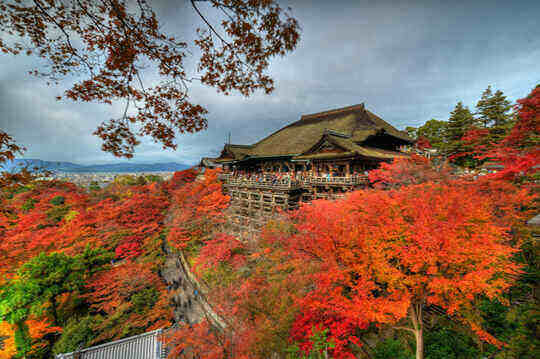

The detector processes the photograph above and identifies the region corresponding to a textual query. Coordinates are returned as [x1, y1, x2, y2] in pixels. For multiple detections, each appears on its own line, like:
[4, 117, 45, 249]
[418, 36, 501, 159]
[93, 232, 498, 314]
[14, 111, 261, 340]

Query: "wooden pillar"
[346, 162, 350, 177]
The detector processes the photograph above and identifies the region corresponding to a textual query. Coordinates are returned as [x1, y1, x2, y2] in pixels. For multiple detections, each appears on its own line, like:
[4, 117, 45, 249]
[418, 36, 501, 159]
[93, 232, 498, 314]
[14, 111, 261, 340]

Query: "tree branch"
[191, 0, 230, 46]
[393, 326, 416, 334]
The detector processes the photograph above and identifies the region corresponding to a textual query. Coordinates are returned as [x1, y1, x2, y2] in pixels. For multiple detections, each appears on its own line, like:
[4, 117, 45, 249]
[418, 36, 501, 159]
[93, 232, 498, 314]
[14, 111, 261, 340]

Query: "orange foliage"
[166, 168, 229, 250]
[85, 261, 171, 341]
[165, 322, 231, 359]
[460, 84, 539, 180]
[0, 170, 198, 352]
[488, 85, 539, 180]
[0, 321, 16, 359]
[27, 318, 62, 340]
[249, 178, 533, 357]
[369, 154, 454, 188]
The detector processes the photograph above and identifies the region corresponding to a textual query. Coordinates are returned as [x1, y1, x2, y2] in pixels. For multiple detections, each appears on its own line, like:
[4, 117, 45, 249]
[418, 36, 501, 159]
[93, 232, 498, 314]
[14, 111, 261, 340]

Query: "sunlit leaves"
[252, 176, 533, 357]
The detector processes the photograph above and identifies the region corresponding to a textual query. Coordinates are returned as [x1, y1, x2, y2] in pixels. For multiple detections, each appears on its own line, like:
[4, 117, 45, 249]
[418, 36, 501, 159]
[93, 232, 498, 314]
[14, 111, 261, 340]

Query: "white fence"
[56, 329, 167, 359]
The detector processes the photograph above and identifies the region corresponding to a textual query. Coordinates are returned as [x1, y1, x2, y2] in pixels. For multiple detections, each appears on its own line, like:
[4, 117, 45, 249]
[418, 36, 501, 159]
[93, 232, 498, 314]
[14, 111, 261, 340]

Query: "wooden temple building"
[210, 103, 413, 237]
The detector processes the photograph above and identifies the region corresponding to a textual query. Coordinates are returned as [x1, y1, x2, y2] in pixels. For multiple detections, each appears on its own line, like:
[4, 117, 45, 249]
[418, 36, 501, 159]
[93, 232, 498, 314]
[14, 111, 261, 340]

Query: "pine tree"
[444, 102, 475, 166]
[476, 86, 514, 142]
[476, 86, 513, 128]
[445, 102, 475, 142]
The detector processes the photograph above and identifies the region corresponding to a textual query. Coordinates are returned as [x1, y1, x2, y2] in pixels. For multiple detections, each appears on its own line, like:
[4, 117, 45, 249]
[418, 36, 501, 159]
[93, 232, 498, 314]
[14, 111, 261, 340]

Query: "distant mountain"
[0, 159, 191, 173]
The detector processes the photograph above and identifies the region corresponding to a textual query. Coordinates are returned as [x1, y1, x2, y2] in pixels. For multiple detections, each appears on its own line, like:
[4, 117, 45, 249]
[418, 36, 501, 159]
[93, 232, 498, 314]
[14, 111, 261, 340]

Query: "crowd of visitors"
[222, 168, 370, 186]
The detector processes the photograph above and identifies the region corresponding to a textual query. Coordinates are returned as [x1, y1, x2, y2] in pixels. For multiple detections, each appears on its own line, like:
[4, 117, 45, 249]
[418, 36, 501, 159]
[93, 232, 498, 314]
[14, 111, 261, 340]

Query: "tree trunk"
[414, 325, 423, 359]
[410, 303, 424, 359]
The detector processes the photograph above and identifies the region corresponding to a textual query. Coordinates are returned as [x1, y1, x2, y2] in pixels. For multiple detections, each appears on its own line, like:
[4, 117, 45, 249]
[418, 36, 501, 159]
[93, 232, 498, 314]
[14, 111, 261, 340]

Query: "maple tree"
[0, 169, 190, 357]
[0, 321, 16, 359]
[84, 261, 171, 342]
[0, 0, 300, 158]
[368, 154, 454, 188]
[239, 176, 533, 359]
[166, 168, 230, 252]
[0, 131, 24, 165]
[0, 248, 111, 357]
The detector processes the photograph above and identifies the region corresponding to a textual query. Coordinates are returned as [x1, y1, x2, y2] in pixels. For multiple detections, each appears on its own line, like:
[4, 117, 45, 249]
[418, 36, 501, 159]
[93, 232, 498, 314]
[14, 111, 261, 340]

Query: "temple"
[209, 103, 413, 237]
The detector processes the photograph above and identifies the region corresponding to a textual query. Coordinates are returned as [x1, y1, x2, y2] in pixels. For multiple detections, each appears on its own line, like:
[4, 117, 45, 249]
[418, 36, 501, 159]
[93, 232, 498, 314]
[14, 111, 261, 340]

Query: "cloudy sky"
[1, 0, 538, 165]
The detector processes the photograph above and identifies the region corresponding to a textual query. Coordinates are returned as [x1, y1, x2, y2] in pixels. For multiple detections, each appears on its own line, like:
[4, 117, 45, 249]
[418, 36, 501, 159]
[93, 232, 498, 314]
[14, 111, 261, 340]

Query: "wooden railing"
[303, 176, 369, 185]
[219, 176, 302, 190]
[218, 174, 369, 188]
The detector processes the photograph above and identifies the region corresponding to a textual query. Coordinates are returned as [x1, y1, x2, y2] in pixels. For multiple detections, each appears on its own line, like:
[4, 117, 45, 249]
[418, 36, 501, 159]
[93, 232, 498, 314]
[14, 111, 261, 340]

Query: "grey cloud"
[1, 0, 539, 165]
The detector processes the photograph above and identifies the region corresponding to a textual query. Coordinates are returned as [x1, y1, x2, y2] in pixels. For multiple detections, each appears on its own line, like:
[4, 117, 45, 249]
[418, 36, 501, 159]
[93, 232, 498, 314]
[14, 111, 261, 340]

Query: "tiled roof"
[218, 103, 412, 160]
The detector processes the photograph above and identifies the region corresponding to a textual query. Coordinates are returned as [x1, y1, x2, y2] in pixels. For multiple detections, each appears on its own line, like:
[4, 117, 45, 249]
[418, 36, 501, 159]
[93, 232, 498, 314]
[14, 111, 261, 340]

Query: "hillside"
[0, 159, 191, 173]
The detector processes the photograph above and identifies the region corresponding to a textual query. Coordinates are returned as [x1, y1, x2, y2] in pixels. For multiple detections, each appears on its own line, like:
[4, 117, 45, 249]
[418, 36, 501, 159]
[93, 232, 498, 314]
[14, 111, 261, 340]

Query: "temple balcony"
[218, 173, 369, 190]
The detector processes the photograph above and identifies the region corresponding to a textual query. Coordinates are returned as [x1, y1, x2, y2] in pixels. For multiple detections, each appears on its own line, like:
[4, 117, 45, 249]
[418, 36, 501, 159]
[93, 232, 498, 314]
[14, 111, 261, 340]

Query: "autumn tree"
[0, 0, 300, 158]
[368, 154, 454, 188]
[0, 170, 180, 356]
[84, 261, 171, 342]
[0, 248, 112, 358]
[258, 178, 532, 359]
[166, 168, 230, 252]
[471, 84, 539, 180]
[0, 130, 25, 165]
[405, 119, 447, 151]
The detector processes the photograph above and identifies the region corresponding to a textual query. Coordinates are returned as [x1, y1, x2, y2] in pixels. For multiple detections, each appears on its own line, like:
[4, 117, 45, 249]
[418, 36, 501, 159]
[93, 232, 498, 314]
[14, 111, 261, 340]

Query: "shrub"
[53, 316, 101, 355]
[50, 196, 65, 206]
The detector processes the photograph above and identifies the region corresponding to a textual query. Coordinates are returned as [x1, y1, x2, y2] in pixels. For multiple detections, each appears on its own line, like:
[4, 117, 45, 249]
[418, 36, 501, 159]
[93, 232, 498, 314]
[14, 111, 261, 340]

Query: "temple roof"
[293, 132, 407, 161]
[217, 103, 412, 161]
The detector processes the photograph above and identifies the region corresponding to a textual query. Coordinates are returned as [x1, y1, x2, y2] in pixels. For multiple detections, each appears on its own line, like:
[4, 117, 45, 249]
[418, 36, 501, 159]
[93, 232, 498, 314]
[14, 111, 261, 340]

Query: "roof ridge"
[226, 144, 253, 148]
[301, 103, 365, 121]
[323, 129, 351, 138]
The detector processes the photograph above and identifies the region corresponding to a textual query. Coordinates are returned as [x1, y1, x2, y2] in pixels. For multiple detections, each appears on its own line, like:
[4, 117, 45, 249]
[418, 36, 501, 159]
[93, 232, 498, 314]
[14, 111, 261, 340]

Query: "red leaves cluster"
[0, 170, 203, 346]
[460, 85, 539, 179]
[197, 233, 246, 272]
[0, 130, 25, 164]
[85, 261, 170, 341]
[0, 181, 85, 277]
[415, 136, 432, 149]
[290, 310, 366, 359]
[487, 85, 540, 180]
[101, 191, 168, 259]
[368, 154, 453, 188]
[166, 168, 230, 250]
[280, 177, 531, 355]
[165, 321, 232, 359]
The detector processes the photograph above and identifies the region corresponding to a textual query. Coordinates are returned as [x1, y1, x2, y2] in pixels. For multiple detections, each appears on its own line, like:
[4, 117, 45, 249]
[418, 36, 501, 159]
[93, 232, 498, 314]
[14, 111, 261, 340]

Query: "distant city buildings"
[39, 171, 175, 188]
